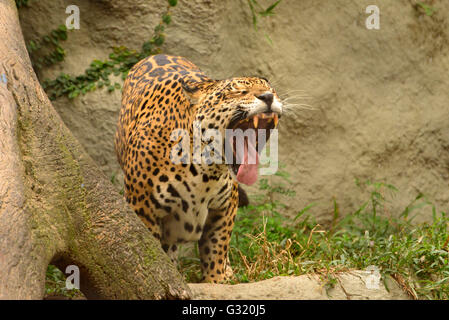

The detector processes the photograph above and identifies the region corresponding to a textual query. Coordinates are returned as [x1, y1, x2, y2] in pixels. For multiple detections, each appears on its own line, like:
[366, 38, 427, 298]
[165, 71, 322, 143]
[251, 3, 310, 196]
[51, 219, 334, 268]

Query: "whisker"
[282, 103, 318, 112]
[280, 92, 313, 101]
[285, 102, 316, 108]
[282, 96, 313, 103]
[279, 89, 309, 95]
[283, 100, 312, 106]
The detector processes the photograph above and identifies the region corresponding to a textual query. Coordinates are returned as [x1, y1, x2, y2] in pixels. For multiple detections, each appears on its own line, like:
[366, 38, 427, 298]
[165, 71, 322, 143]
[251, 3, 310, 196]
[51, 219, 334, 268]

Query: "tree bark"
[0, 0, 191, 300]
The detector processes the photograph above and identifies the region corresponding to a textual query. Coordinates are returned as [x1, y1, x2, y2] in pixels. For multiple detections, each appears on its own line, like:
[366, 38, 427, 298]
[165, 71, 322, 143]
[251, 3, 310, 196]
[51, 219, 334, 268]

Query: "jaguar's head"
[183, 77, 283, 185]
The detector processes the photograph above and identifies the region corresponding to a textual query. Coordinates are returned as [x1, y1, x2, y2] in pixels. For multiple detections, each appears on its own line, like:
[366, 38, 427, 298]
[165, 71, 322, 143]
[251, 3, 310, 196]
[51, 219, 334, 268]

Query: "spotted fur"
[115, 54, 282, 282]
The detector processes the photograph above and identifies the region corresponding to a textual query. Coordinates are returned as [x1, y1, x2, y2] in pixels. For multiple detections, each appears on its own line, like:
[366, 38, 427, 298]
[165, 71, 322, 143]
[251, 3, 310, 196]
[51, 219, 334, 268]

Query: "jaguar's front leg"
[198, 185, 239, 283]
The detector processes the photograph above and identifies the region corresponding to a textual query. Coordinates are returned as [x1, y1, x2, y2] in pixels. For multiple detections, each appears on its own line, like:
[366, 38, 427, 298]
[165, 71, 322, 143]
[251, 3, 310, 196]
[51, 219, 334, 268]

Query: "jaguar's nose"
[257, 92, 273, 109]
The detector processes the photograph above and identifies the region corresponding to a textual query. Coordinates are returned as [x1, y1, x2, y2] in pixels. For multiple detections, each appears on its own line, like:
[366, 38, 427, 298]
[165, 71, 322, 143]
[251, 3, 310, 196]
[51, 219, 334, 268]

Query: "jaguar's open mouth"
[226, 112, 279, 185]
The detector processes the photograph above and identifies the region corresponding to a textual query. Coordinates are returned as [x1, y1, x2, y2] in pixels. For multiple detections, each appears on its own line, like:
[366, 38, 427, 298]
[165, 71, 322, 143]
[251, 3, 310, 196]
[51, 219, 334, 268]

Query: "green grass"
[416, 2, 437, 17]
[180, 176, 449, 300]
[46, 170, 449, 300]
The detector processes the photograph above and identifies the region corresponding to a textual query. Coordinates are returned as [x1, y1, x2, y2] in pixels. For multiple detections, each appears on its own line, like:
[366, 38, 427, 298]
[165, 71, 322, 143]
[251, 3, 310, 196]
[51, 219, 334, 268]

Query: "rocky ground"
[189, 272, 411, 300]
[46, 272, 410, 300]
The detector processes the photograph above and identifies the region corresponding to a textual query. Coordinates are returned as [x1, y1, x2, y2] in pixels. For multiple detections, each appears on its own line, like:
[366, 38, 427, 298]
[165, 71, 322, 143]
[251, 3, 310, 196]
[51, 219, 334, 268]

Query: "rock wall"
[18, 0, 449, 224]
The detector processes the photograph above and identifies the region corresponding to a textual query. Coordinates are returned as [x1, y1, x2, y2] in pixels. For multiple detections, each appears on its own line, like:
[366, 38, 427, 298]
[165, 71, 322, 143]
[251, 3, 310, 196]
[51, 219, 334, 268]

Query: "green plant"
[45, 265, 83, 299]
[247, 0, 282, 44]
[416, 2, 437, 16]
[15, 0, 30, 8]
[258, 165, 296, 198]
[247, 0, 282, 31]
[180, 173, 449, 300]
[27, 25, 68, 70]
[42, 0, 177, 100]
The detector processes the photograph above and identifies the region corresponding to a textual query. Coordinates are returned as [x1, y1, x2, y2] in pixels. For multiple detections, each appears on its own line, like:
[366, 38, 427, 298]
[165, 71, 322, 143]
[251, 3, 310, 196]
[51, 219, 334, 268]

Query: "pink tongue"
[236, 138, 259, 185]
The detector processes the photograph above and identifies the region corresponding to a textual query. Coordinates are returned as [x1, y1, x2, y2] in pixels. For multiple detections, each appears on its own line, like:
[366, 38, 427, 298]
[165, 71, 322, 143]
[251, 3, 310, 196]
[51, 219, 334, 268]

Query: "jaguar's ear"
[181, 80, 215, 105]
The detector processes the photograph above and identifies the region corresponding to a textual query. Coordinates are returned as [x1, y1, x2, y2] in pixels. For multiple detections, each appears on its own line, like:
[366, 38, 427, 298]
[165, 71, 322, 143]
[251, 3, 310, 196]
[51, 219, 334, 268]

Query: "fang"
[253, 116, 259, 128]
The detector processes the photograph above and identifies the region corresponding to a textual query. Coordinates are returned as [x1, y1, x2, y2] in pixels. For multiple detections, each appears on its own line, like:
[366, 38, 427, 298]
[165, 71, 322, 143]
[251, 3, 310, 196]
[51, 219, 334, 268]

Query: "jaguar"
[115, 54, 282, 282]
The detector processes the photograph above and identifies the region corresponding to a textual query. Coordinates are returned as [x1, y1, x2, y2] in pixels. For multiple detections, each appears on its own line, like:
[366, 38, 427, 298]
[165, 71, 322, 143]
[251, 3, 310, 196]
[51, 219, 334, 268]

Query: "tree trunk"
[0, 0, 191, 300]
